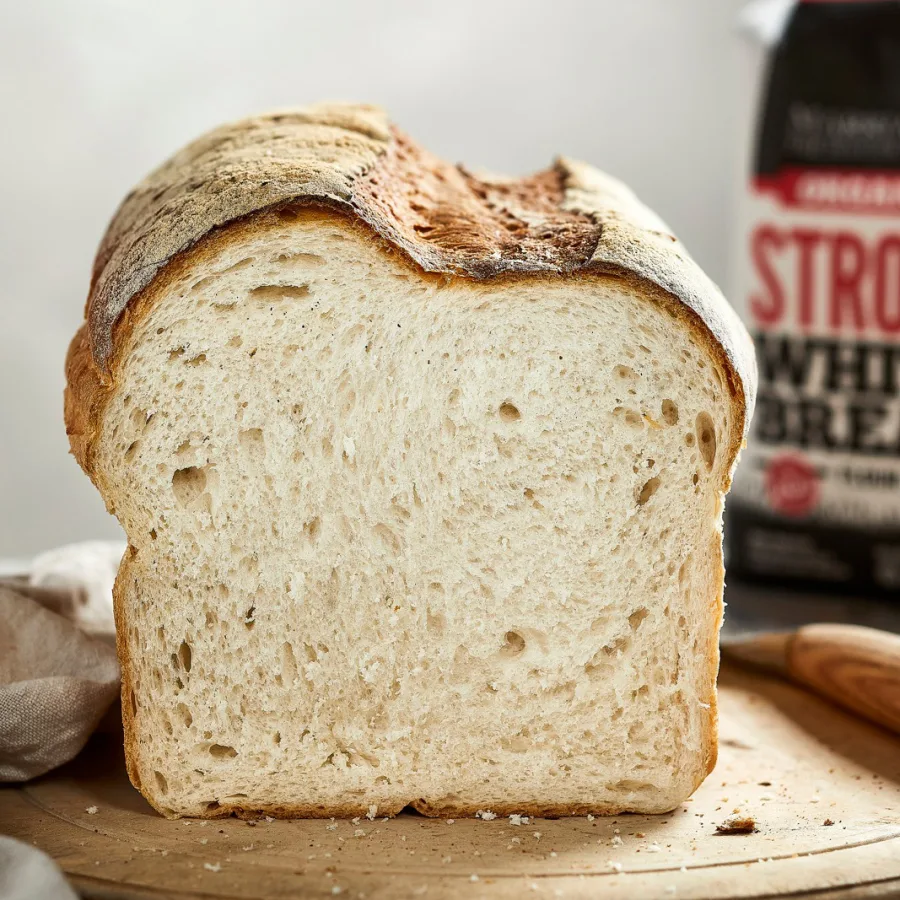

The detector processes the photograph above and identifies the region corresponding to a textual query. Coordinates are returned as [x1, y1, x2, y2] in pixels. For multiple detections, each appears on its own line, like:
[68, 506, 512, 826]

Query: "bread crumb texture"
[95, 206, 734, 818]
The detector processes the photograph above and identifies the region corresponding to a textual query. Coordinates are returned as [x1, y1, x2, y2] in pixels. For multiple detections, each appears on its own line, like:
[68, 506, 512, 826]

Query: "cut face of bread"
[65, 105, 755, 819]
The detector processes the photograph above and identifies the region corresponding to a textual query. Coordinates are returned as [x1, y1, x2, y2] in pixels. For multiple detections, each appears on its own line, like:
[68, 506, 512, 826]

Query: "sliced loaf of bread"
[65, 103, 756, 819]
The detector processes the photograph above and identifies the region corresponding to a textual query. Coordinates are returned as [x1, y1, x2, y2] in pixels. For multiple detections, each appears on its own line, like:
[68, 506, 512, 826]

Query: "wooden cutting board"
[2, 663, 899, 900]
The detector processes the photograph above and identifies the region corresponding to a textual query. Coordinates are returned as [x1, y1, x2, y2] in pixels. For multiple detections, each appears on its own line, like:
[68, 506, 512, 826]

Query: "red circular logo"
[765, 454, 820, 518]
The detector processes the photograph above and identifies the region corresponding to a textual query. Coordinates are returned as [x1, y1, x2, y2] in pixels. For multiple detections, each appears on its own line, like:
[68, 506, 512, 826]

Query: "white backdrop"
[0, 0, 756, 556]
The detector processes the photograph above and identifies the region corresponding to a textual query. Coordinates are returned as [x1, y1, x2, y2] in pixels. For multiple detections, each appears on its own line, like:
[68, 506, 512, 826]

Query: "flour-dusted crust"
[65, 103, 756, 819]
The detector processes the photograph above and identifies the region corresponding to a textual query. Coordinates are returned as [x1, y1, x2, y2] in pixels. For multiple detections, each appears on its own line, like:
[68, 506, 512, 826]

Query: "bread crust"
[64, 103, 754, 818]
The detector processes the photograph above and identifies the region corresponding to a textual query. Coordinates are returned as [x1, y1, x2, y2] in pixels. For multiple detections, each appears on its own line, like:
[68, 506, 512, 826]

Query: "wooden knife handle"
[787, 624, 900, 735]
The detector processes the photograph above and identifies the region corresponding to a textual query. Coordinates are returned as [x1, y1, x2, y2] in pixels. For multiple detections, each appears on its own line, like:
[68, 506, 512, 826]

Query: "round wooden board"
[2, 664, 899, 900]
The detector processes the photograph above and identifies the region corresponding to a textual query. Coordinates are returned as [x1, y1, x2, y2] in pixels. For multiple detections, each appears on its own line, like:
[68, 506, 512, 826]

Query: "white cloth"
[0, 542, 124, 898]
[0, 837, 76, 900]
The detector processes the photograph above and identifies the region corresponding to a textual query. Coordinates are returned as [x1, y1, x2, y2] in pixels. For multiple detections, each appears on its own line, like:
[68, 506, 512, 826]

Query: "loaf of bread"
[65, 103, 756, 819]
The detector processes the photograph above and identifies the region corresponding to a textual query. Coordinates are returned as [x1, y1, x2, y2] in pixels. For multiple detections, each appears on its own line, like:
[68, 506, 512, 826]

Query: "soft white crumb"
[476, 810, 496, 821]
[199, 838, 208, 845]
[351, 817, 361, 825]
[509, 814, 529, 826]
[326, 822, 338, 831]
[264, 816, 274, 823]
[511, 837, 521, 845]
[611, 835, 623, 846]
[608, 861, 623, 873]
[242, 845, 254, 852]
[533, 832, 542, 840]
[85, 806, 98, 815]
[367, 804, 377, 820]
[354, 829, 366, 838]
[646, 843, 662, 853]
[203, 862, 221, 873]
[587, 814, 595, 822]
[470, 874, 479, 883]
[442, 856, 452, 864]
[446, 819, 454, 825]
[331, 887, 342, 896]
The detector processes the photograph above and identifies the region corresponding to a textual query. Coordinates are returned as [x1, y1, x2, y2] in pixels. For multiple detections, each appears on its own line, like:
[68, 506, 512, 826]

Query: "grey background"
[0, 0, 757, 557]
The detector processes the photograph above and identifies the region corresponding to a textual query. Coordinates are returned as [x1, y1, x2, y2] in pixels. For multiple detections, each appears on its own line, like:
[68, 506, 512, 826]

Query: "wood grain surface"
[788, 624, 900, 735]
[1, 664, 899, 900]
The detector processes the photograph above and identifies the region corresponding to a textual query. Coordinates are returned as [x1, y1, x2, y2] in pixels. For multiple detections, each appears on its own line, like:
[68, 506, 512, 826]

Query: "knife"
[720, 623, 900, 735]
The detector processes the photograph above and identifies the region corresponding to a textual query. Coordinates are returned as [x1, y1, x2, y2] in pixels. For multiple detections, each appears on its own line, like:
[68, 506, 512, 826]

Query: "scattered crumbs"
[351, 817, 361, 826]
[94, 861, 101, 866]
[331, 887, 342, 896]
[199, 838, 208, 845]
[367, 805, 378, 820]
[476, 810, 497, 821]
[530, 884, 539, 892]
[203, 862, 221, 873]
[182, 821, 192, 826]
[246, 820, 257, 827]
[823, 819, 835, 826]
[760, 794, 774, 802]
[635, 832, 645, 838]
[382, 817, 389, 823]
[550, 851, 558, 858]
[646, 843, 662, 853]
[698, 701, 711, 709]
[199, 821, 208, 827]
[533, 832, 542, 840]
[715, 816, 757, 835]
[327, 822, 338, 832]
[86, 807, 98, 815]
[446, 819, 455, 825]
[442, 856, 452, 864]
[509, 814, 530, 826]
[611, 835, 623, 846]
[263, 815, 274, 823]
[809, 796, 821, 803]
[680, 866, 688, 873]
[354, 829, 366, 838]
[608, 861, 623, 873]
[470, 874, 479, 883]
[587, 814, 595, 822]
[401, 835, 407, 842]
[267, 844, 274, 849]
[242, 845, 254, 852]
[308, 854, 317, 861]
[511, 837, 521, 845]
[323, 851, 330, 858]
[613, 828, 620, 834]
[161, 851, 168, 857]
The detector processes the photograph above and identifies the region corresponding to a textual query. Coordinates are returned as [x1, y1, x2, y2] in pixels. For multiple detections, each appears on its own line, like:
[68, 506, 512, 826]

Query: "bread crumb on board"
[715, 815, 758, 835]
[476, 810, 497, 820]
[85, 806, 98, 815]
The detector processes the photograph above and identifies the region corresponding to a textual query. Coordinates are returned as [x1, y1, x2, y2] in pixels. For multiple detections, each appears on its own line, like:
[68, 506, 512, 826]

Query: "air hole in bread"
[186, 353, 207, 366]
[130, 689, 137, 717]
[661, 399, 679, 425]
[374, 523, 402, 555]
[501, 631, 526, 656]
[249, 284, 311, 302]
[168, 347, 185, 361]
[628, 607, 650, 630]
[205, 800, 221, 810]
[228, 334, 243, 348]
[177, 641, 192, 672]
[685, 432, 696, 447]
[498, 402, 521, 422]
[176, 703, 193, 728]
[239, 428, 265, 459]
[125, 441, 140, 462]
[303, 517, 321, 542]
[696, 412, 717, 470]
[172, 466, 208, 506]
[614, 365, 638, 380]
[427, 611, 446, 634]
[637, 477, 661, 506]
[154, 771, 168, 794]
[244, 606, 256, 628]
[273, 732, 281, 745]
[209, 744, 237, 759]
[280, 642, 298, 683]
